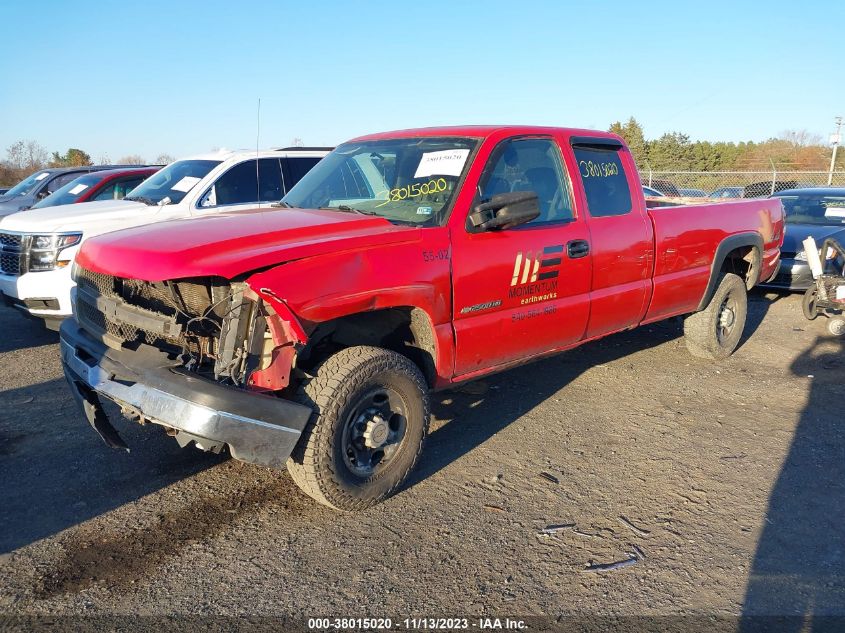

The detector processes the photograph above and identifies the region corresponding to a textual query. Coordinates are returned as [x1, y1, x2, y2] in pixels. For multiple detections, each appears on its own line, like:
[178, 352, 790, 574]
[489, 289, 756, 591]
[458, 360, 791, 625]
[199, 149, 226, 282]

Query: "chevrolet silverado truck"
[0, 147, 329, 325]
[60, 126, 784, 510]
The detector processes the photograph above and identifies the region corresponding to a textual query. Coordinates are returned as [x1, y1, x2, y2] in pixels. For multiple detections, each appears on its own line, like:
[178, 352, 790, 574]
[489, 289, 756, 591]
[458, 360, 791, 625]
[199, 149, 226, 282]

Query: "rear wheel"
[286, 346, 430, 510]
[802, 287, 819, 320]
[684, 273, 748, 360]
[829, 319, 845, 336]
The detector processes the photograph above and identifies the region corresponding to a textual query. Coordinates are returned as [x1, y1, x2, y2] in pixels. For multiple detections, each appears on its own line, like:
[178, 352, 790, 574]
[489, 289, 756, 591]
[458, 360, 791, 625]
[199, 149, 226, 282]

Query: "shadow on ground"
[741, 332, 845, 630]
[410, 315, 689, 487]
[0, 378, 224, 554]
[0, 311, 58, 353]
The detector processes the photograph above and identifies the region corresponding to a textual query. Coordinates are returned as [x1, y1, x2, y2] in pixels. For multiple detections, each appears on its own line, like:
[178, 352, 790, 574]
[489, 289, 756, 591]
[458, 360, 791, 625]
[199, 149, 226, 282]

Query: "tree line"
[609, 117, 845, 172]
[0, 140, 175, 187]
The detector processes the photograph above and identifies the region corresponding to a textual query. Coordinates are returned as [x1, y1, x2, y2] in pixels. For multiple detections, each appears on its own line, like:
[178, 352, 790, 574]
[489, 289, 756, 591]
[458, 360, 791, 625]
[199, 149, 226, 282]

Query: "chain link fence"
[640, 169, 845, 199]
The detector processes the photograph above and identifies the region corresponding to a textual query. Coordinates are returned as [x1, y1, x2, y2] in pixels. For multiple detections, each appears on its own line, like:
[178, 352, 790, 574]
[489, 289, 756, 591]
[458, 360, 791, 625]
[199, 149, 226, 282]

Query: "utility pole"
[829, 116, 843, 186]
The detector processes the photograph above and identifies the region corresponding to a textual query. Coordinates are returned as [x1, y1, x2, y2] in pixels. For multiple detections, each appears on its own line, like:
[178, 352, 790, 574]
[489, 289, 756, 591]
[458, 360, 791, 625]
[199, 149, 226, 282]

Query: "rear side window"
[283, 157, 322, 191]
[572, 145, 631, 217]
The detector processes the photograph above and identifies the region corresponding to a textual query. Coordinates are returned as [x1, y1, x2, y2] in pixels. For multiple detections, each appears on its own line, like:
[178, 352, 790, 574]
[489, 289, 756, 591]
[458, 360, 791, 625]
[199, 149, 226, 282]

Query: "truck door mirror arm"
[468, 191, 540, 232]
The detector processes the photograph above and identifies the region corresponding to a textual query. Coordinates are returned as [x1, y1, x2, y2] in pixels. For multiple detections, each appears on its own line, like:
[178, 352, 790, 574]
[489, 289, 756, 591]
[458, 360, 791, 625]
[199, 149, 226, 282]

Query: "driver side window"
[478, 138, 574, 225]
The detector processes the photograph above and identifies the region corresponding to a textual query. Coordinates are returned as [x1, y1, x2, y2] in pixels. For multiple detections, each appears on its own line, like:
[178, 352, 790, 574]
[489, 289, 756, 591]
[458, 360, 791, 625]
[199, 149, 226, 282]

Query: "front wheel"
[286, 346, 430, 511]
[684, 273, 748, 360]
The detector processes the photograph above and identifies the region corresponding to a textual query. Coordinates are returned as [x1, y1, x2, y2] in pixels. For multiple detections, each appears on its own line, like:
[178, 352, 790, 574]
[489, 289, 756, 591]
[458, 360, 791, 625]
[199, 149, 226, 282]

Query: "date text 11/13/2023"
[307, 617, 528, 630]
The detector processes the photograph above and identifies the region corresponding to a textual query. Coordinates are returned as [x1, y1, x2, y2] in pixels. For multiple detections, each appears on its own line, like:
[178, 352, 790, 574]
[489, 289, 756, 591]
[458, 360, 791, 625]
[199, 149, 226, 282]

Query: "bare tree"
[289, 137, 304, 148]
[5, 140, 48, 171]
[97, 153, 112, 165]
[779, 129, 823, 147]
[154, 153, 175, 165]
[116, 154, 145, 165]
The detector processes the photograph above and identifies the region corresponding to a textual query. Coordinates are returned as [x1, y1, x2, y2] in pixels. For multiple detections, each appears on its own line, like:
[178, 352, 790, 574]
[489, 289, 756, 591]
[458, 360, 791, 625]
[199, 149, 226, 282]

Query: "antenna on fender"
[255, 97, 261, 206]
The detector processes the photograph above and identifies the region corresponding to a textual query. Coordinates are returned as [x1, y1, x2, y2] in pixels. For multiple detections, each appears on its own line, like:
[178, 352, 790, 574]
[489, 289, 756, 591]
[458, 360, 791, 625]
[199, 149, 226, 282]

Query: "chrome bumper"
[60, 319, 312, 469]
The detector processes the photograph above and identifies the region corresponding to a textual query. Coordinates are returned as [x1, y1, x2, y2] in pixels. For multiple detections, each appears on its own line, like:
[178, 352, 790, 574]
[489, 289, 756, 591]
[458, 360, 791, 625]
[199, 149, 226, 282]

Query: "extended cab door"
[451, 136, 592, 376]
[569, 138, 654, 338]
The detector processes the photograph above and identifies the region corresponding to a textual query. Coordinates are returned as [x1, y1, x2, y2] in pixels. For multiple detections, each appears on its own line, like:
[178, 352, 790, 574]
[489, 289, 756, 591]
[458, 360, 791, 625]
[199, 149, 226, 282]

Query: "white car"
[0, 146, 330, 325]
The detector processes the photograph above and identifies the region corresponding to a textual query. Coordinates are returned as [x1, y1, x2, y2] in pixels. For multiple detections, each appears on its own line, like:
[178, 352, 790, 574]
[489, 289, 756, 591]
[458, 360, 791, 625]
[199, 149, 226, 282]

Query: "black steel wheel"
[287, 346, 429, 510]
[684, 273, 748, 360]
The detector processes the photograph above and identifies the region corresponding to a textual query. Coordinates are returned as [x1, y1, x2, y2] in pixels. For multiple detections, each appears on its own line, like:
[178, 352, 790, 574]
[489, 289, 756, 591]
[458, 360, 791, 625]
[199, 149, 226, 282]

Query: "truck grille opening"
[0, 233, 23, 248]
[74, 266, 231, 356]
[0, 252, 22, 275]
[0, 232, 25, 276]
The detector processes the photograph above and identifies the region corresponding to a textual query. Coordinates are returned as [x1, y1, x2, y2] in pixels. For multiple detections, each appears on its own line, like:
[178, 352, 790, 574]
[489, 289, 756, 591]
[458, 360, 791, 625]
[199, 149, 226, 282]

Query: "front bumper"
[0, 266, 73, 318]
[759, 258, 814, 291]
[60, 319, 312, 469]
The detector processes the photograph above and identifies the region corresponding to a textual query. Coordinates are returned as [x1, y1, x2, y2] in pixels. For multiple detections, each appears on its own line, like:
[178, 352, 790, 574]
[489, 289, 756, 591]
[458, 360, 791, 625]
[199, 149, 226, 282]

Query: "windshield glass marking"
[68, 183, 88, 195]
[414, 149, 470, 178]
[35, 173, 49, 181]
[282, 137, 478, 226]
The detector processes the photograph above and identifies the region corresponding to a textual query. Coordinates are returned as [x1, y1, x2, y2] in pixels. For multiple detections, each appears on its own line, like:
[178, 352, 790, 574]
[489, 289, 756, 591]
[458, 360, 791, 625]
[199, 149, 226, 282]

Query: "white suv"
[0, 147, 330, 325]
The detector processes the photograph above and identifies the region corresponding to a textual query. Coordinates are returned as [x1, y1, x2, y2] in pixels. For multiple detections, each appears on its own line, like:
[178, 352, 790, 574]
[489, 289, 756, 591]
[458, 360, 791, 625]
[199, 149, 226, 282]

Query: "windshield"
[32, 173, 103, 208]
[125, 159, 220, 205]
[778, 194, 845, 226]
[4, 171, 52, 198]
[282, 137, 478, 225]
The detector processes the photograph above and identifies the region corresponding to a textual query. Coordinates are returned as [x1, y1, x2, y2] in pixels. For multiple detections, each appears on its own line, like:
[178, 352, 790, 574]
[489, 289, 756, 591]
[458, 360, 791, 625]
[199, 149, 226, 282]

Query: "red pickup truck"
[60, 126, 783, 510]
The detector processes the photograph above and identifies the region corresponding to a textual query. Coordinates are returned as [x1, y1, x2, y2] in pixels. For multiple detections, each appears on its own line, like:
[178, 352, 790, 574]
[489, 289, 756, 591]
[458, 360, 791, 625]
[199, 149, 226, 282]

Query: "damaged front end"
[60, 265, 313, 467]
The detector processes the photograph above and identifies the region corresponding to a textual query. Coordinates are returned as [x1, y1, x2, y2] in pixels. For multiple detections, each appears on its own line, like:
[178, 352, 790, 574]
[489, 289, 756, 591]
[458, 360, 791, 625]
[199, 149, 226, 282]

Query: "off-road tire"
[802, 287, 819, 320]
[286, 346, 430, 511]
[684, 273, 748, 360]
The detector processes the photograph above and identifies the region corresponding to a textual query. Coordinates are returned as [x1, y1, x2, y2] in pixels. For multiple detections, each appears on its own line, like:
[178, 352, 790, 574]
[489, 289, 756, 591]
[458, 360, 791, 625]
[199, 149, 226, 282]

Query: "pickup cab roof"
[352, 125, 621, 141]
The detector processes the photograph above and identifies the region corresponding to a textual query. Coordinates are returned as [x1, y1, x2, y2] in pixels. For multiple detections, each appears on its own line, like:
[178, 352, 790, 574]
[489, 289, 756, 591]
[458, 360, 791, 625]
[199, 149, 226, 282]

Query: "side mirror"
[468, 191, 540, 231]
[36, 191, 49, 200]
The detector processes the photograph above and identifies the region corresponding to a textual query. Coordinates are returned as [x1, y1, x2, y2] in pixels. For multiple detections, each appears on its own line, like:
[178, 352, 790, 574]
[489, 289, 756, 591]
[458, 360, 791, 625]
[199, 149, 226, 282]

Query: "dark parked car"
[743, 180, 810, 199]
[710, 186, 744, 199]
[0, 164, 151, 217]
[647, 178, 681, 197]
[679, 188, 707, 198]
[642, 185, 664, 197]
[30, 167, 160, 209]
[761, 188, 845, 290]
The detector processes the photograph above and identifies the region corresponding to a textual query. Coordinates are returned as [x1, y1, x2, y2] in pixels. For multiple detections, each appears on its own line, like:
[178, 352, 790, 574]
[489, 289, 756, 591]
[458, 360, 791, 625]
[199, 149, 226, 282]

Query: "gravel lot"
[1, 291, 844, 623]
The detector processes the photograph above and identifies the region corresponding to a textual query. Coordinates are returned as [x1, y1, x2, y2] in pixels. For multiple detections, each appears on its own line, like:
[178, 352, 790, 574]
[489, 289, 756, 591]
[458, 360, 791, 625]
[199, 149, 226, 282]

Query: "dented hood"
[76, 207, 421, 281]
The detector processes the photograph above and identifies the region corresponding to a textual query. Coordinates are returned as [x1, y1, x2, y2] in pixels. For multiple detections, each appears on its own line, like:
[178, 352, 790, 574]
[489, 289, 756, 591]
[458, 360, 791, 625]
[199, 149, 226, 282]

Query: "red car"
[61, 125, 784, 510]
[30, 167, 160, 209]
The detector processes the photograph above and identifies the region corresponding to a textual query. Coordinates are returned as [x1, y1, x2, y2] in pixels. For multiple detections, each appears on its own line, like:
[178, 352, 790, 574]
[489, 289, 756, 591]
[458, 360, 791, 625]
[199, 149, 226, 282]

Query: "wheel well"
[720, 245, 761, 290]
[296, 307, 437, 387]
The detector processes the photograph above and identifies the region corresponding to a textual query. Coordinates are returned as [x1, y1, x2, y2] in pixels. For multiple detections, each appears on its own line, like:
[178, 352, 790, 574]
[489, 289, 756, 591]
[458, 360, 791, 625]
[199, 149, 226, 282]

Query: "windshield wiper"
[319, 205, 379, 216]
[124, 195, 157, 206]
[271, 200, 295, 208]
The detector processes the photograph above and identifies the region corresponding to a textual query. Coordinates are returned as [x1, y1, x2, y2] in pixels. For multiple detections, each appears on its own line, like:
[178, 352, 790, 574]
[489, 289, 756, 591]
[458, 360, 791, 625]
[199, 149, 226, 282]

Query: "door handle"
[567, 239, 590, 259]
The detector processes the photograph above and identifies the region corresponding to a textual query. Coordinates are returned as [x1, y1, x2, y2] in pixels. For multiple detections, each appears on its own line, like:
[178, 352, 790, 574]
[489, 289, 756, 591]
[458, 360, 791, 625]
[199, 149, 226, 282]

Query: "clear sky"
[0, 0, 842, 161]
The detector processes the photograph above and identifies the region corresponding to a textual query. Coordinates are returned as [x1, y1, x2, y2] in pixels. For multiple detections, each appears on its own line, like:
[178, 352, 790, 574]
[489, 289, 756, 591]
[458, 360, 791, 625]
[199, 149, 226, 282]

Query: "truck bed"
[643, 198, 783, 323]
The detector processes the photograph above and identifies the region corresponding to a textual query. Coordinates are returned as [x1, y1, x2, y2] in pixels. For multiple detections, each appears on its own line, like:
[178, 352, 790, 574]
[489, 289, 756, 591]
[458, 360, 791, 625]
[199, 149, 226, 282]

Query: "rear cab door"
[449, 131, 593, 377]
[568, 136, 654, 338]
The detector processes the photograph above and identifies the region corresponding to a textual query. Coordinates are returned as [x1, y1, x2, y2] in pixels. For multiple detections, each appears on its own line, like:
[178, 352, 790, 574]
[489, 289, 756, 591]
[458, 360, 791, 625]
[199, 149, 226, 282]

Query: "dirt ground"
[1, 291, 844, 625]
